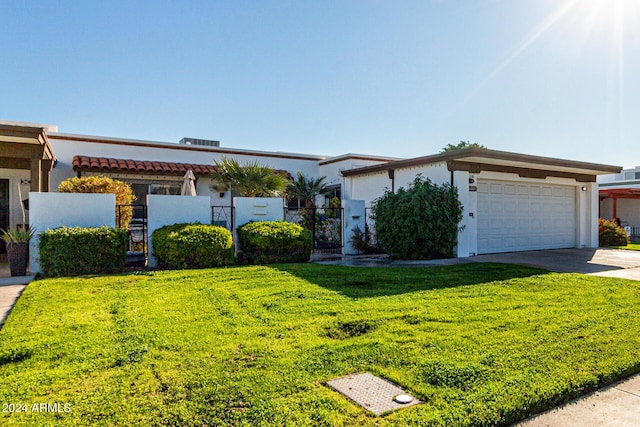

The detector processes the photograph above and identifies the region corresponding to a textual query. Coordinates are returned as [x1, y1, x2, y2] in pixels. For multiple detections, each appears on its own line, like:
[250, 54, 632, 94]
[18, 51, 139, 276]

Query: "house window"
[287, 197, 302, 209]
[325, 185, 341, 205]
[150, 183, 181, 195]
[128, 181, 182, 205]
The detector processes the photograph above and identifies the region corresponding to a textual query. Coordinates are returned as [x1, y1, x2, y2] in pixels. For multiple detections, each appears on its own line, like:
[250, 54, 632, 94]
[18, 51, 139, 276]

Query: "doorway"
[0, 179, 9, 254]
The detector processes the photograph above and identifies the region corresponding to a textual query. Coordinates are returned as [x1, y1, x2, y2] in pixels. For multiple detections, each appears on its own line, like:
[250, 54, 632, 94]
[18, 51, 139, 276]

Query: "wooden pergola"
[599, 188, 640, 220]
[0, 123, 56, 192]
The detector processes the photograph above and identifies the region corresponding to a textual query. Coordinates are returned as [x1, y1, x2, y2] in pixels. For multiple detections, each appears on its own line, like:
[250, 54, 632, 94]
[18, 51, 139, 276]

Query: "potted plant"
[1, 226, 35, 276]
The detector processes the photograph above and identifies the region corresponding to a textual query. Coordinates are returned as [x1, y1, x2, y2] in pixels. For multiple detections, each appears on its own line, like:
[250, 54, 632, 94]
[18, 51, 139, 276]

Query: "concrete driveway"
[473, 248, 640, 280]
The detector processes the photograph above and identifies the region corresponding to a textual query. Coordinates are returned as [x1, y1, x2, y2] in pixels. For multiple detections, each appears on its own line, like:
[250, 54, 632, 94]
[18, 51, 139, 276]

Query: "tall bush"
[599, 218, 630, 246]
[39, 226, 128, 277]
[152, 223, 234, 269]
[237, 221, 312, 264]
[371, 175, 463, 260]
[58, 176, 135, 229]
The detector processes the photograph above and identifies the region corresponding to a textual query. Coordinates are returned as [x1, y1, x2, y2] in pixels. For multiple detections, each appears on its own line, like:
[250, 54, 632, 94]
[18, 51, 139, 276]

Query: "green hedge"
[39, 226, 128, 277]
[371, 175, 464, 260]
[151, 223, 234, 269]
[237, 221, 312, 264]
[599, 218, 630, 246]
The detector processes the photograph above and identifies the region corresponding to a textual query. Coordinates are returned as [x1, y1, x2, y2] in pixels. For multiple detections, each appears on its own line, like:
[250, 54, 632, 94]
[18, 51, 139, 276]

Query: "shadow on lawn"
[274, 262, 548, 298]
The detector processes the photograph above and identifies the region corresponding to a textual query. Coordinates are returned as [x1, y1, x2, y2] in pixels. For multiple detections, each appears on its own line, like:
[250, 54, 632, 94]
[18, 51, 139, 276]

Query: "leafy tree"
[58, 176, 135, 229]
[371, 175, 463, 260]
[440, 140, 486, 153]
[287, 172, 331, 208]
[209, 156, 290, 197]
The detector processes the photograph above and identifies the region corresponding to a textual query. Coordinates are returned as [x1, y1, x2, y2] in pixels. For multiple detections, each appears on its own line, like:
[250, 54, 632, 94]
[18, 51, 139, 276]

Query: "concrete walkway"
[0, 256, 35, 328]
[515, 374, 640, 427]
[0, 280, 31, 328]
[473, 248, 640, 280]
[313, 249, 640, 426]
[315, 248, 640, 280]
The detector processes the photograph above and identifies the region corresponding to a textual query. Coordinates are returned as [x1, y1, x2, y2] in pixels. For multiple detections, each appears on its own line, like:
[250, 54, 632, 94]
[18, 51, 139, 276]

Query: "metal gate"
[117, 204, 147, 266]
[364, 207, 381, 247]
[285, 207, 343, 254]
[211, 206, 235, 231]
[363, 207, 385, 254]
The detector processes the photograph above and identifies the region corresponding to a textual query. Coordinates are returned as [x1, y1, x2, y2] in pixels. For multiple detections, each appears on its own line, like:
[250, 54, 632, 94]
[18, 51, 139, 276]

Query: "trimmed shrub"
[599, 218, 630, 246]
[371, 175, 464, 260]
[152, 223, 234, 269]
[237, 221, 312, 264]
[58, 176, 135, 229]
[39, 226, 128, 277]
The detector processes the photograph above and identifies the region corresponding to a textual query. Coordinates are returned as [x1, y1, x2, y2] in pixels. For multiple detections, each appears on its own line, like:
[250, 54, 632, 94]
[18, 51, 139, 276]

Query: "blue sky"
[2, 0, 639, 167]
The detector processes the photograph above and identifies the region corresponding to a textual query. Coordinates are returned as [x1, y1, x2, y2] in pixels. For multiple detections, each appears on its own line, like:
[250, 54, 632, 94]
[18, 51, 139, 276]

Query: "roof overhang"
[72, 155, 294, 180]
[599, 188, 640, 200]
[318, 153, 401, 166]
[341, 148, 622, 183]
[73, 155, 218, 177]
[0, 123, 56, 170]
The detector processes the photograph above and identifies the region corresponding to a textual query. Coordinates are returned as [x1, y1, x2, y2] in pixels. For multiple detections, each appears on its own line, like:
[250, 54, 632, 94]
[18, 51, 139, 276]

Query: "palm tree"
[210, 156, 290, 197]
[287, 172, 331, 208]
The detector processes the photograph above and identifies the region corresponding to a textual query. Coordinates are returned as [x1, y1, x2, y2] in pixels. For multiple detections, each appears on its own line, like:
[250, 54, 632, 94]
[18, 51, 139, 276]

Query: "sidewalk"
[515, 374, 640, 426]
[0, 257, 35, 328]
[0, 281, 30, 328]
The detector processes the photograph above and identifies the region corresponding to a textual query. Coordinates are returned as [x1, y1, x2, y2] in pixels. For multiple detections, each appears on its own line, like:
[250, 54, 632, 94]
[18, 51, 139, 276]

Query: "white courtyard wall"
[233, 197, 284, 228]
[28, 192, 116, 273]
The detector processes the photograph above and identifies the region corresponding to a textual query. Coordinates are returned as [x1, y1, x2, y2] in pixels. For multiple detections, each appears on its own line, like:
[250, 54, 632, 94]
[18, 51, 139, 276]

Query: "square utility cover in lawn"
[327, 372, 420, 415]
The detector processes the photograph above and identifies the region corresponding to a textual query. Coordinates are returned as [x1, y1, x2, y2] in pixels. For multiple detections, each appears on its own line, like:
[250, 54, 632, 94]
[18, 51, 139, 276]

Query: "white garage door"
[477, 180, 576, 254]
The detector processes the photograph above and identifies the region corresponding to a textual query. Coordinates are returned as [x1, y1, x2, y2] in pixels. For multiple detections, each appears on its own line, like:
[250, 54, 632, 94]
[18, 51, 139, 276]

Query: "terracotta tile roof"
[72, 155, 218, 176]
[72, 155, 294, 179]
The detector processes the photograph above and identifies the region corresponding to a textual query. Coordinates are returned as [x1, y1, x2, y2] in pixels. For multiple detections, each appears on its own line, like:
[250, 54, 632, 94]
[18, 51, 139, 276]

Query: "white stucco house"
[0, 120, 622, 257]
[342, 148, 620, 256]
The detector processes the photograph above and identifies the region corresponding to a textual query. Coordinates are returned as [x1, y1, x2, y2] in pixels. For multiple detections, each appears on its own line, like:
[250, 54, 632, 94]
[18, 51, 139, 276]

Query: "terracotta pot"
[6, 242, 28, 276]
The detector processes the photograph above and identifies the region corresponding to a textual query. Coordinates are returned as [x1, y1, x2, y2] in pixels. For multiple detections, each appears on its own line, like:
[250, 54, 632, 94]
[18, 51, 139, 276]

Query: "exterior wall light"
[581, 186, 588, 191]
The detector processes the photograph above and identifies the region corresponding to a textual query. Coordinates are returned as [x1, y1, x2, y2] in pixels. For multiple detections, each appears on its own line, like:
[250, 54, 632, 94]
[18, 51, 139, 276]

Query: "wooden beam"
[0, 157, 30, 169]
[0, 125, 46, 140]
[0, 141, 43, 159]
[447, 160, 597, 182]
[41, 159, 52, 192]
[30, 157, 41, 192]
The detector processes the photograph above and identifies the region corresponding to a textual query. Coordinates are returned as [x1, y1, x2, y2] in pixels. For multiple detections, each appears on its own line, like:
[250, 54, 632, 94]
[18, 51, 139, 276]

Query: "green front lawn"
[1, 264, 640, 426]
[609, 243, 640, 251]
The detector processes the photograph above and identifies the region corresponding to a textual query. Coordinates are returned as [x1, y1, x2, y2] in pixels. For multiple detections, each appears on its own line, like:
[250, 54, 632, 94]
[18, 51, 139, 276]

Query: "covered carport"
[0, 122, 56, 254]
[599, 187, 640, 240]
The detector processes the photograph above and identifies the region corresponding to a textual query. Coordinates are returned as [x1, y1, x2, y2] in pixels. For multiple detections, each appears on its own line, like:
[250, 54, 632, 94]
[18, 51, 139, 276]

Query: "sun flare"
[460, 0, 640, 133]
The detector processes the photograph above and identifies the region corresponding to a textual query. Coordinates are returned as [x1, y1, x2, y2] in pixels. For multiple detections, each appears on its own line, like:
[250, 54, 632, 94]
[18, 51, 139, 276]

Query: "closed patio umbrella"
[181, 170, 197, 196]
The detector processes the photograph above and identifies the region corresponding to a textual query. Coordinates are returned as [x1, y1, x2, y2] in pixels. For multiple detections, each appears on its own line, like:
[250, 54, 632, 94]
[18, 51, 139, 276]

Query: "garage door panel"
[516, 201, 529, 214]
[477, 180, 576, 254]
[504, 201, 517, 214]
[504, 184, 516, 195]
